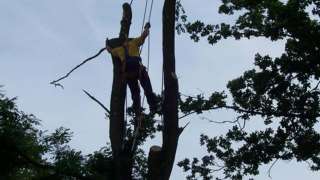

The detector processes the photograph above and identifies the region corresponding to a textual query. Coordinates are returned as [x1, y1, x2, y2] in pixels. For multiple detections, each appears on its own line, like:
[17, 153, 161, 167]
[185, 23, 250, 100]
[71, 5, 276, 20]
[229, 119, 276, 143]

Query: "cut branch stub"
[147, 146, 162, 179]
[153, 0, 180, 179]
[120, 3, 132, 39]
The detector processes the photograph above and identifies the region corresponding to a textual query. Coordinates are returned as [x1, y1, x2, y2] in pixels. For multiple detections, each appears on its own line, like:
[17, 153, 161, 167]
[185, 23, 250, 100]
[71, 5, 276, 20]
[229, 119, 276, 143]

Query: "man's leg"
[127, 78, 142, 115]
[139, 66, 157, 112]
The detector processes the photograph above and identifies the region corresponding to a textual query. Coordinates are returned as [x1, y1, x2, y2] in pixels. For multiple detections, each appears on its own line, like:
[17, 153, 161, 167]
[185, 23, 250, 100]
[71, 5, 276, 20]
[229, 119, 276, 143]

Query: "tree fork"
[147, 0, 179, 179]
[160, 0, 179, 178]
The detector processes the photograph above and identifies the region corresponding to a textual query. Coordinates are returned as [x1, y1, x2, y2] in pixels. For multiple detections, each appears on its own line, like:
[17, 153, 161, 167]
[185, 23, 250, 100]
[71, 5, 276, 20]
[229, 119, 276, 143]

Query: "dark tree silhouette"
[3, 0, 320, 180]
[0, 91, 118, 179]
[175, 0, 320, 179]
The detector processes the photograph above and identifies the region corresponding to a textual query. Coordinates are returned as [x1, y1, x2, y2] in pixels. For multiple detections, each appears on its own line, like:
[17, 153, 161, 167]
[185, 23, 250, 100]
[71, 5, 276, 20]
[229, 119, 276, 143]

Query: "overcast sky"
[1, 0, 320, 179]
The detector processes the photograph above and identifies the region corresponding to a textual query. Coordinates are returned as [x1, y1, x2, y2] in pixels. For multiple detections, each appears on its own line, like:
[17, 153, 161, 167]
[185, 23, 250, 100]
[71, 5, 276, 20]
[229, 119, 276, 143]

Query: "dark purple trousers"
[127, 66, 156, 114]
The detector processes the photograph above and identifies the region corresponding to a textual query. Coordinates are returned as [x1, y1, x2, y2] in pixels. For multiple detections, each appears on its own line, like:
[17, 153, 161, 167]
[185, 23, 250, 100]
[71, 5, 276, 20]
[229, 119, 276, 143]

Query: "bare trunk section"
[147, 146, 162, 179]
[107, 3, 133, 180]
[148, 0, 179, 179]
[160, 0, 179, 179]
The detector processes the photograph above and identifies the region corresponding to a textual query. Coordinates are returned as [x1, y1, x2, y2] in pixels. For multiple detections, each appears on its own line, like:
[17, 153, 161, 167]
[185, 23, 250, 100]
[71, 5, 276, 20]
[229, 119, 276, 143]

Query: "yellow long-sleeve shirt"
[110, 36, 145, 62]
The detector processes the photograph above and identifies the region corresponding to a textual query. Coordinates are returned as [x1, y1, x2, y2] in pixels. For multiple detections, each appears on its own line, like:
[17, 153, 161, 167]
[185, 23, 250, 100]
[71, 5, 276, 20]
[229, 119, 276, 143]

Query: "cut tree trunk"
[107, 3, 133, 180]
[107, 1, 179, 179]
[147, 0, 179, 179]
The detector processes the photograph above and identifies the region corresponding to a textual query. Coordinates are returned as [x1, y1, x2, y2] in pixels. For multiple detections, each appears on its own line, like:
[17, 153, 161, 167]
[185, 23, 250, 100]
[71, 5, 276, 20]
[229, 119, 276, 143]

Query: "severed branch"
[50, 47, 106, 88]
[83, 89, 110, 116]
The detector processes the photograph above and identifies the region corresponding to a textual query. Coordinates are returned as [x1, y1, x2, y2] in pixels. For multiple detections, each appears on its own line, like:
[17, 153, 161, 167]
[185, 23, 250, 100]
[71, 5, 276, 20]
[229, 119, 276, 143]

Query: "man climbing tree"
[5, 0, 320, 179]
[106, 23, 158, 116]
[48, 1, 180, 179]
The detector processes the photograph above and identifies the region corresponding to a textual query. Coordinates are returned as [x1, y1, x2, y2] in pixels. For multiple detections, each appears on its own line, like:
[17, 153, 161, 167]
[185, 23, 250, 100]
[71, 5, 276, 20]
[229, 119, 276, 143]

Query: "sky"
[1, 0, 320, 179]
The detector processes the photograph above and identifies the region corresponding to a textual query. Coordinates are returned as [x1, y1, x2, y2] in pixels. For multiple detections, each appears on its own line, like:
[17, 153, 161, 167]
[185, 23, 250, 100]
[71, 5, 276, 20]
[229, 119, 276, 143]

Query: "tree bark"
[160, 0, 179, 179]
[107, 3, 133, 180]
[147, 146, 162, 179]
[148, 0, 179, 179]
[107, 1, 179, 179]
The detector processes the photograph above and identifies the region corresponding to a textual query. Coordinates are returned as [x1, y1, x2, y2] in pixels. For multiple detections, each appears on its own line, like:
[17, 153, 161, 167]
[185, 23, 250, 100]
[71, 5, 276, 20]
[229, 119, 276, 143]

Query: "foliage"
[3, 1, 320, 179]
[176, 0, 320, 179]
[0, 91, 150, 180]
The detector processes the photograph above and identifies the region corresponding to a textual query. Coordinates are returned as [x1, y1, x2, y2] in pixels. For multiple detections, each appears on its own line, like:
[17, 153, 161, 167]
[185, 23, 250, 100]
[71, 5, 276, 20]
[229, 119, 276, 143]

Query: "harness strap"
[123, 46, 143, 79]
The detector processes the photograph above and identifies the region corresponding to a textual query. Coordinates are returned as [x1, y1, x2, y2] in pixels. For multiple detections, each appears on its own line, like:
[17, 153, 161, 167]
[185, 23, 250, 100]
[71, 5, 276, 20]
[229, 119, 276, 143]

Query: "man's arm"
[136, 23, 151, 46]
[141, 27, 150, 40]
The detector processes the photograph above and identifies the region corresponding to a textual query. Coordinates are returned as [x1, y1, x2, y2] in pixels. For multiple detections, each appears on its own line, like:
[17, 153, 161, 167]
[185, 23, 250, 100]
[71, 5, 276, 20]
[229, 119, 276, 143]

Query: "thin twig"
[179, 121, 191, 136]
[179, 111, 196, 119]
[178, 107, 220, 120]
[201, 116, 239, 124]
[50, 47, 106, 88]
[241, 118, 247, 131]
[267, 159, 279, 179]
[211, 166, 225, 172]
[312, 80, 320, 91]
[83, 89, 110, 115]
[180, 93, 198, 99]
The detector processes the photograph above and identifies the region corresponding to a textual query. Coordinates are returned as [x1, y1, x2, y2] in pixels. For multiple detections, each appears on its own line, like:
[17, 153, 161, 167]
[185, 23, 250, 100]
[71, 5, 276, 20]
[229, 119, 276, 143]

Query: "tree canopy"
[176, 0, 320, 179]
[0, 91, 151, 179]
